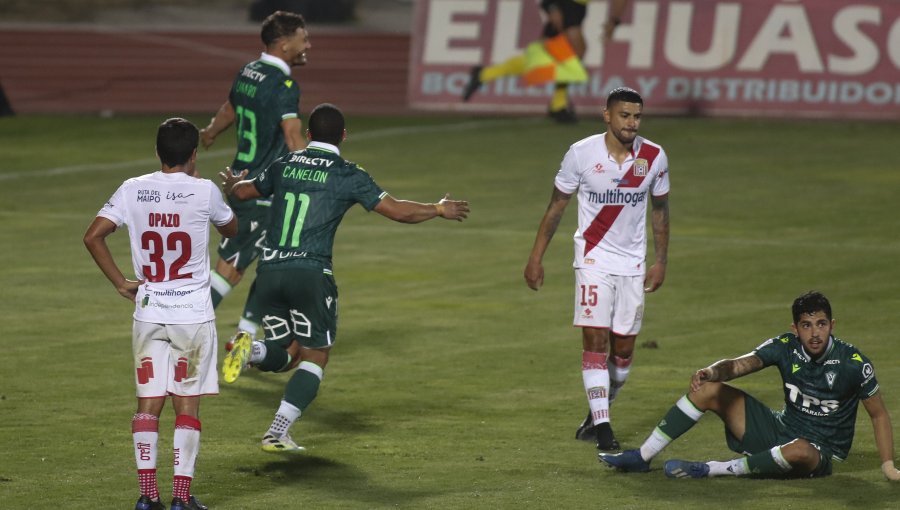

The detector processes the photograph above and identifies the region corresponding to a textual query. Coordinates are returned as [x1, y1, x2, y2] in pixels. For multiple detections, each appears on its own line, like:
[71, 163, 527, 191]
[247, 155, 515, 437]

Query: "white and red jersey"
[554, 134, 669, 275]
[97, 171, 234, 324]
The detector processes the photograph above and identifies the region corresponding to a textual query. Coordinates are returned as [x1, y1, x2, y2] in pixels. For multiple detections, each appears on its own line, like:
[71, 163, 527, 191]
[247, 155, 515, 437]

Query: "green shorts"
[216, 199, 270, 271]
[255, 264, 338, 350]
[725, 393, 833, 478]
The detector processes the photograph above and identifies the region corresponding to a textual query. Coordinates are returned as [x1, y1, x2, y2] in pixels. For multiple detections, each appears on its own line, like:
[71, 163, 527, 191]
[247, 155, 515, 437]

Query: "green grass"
[1, 113, 900, 509]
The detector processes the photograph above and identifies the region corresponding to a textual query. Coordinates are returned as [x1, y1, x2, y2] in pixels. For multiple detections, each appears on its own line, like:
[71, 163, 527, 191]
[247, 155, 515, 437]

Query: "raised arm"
[524, 186, 572, 291]
[200, 101, 236, 150]
[373, 193, 469, 224]
[281, 117, 306, 152]
[644, 192, 669, 292]
[83, 217, 144, 301]
[862, 393, 900, 481]
[603, 0, 630, 41]
[690, 353, 765, 393]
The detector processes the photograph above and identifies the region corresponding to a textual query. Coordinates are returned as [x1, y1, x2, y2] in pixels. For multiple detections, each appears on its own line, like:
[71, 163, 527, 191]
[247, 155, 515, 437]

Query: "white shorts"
[573, 269, 644, 335]
[132, 320, 219, 398]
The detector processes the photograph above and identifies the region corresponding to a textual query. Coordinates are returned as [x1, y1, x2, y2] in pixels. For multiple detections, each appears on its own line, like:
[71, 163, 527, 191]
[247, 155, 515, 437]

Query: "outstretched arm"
[862, 393, 900, 480]
[524, 186, 572, 291]
[644, 192, 669, 292]
[690, 353, 764, 393]
[83, 217, 144, 301]
[200, 101, 236, 149]
[374, 194, 469, 224]
[219, 168, 262, 201]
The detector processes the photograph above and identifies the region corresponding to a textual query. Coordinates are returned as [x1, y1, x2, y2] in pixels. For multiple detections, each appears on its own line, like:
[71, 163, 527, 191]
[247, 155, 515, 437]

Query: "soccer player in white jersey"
[524, 87, 670, 451]
[84, 118, 238, 510]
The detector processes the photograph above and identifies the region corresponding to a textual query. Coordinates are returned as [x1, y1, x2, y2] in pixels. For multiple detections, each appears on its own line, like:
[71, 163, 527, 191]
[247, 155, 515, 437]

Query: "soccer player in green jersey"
[218, 103, 470, 452]
[599, 291, 900, 480]
[200, 10, 310, 348]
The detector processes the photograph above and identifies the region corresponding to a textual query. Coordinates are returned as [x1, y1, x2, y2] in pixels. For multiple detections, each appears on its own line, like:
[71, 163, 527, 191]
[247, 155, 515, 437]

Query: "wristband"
[434, 202, 445, 217]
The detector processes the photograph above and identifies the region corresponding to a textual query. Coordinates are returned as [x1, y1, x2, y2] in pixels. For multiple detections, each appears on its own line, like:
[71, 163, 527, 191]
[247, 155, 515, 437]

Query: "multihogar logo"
[586, 189, 647, 207]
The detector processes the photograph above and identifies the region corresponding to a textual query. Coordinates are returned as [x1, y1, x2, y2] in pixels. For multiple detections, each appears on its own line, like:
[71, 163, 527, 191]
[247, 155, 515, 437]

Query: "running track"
[0, 26, 410, 115]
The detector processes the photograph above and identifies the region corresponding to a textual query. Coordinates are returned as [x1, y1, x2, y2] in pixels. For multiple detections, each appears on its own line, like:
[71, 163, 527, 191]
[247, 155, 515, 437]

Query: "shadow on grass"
[235, 454, 444, 506]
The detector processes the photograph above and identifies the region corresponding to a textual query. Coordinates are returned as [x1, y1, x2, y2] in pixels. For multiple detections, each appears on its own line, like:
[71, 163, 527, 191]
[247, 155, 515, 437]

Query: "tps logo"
[785, 383, 838, 414]
[136, 357, 154, 385]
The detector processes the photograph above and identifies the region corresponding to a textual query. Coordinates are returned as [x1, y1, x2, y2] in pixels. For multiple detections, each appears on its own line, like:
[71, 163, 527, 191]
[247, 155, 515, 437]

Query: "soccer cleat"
[135, 495, 166, 510]
[261, 433, 306, 453]
[664, 459, 711, 479]
[575, 412, 594, 441]
[595, 421, 620, 451]
[170, 496, 208, 510]
[222, 331, 252, 383]
[461, 66, 483, 101]
[598, 449, 651, 473]
[224, 329, 250, 352]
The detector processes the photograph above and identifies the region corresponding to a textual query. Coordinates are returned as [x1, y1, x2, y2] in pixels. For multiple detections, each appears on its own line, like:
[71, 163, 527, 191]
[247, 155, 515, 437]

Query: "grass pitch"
[1, 113, 899, 509]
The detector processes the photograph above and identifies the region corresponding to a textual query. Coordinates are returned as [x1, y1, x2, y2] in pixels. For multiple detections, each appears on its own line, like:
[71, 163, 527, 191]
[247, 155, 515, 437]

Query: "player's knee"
[781, 439, 820, 468]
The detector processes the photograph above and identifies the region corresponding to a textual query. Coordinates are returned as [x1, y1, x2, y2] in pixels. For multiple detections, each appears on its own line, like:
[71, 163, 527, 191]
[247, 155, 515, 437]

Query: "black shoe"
[548, 106, 578, 124]
[575, 412, 595, 441]
[135, 495, 166, 510]
[462, 66, 483, 101]
[170, 496, 207, 510]
[595, 422, 620, 451]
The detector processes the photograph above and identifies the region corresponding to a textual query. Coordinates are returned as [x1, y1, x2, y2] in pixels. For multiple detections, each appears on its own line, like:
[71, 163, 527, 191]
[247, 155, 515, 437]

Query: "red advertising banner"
[408, 0, 900, 119]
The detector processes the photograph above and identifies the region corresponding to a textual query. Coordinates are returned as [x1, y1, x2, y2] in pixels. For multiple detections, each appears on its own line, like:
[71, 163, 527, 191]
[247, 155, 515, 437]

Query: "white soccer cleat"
[261, 433, 306, 453]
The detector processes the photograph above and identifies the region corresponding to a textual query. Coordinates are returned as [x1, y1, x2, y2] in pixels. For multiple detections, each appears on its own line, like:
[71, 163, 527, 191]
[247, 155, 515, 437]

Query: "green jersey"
[228, 53, 300, 180]
[754, 333, 879, 460]
[252, 141, 387, 271]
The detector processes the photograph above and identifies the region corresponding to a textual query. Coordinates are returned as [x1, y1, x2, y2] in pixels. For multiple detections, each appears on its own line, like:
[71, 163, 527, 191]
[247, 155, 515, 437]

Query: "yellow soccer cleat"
[222, 331, 252, 383]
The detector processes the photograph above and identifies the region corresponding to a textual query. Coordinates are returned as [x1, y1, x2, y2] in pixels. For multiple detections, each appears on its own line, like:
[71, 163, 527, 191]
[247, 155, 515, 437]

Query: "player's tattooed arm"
[645, 193, 669, 292]
[524, 186, 572, 290]
[691, 353, 764, 392]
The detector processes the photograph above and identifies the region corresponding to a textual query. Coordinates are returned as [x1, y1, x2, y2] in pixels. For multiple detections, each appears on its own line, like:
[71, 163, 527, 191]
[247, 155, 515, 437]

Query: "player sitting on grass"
[599, 291, 900, 480]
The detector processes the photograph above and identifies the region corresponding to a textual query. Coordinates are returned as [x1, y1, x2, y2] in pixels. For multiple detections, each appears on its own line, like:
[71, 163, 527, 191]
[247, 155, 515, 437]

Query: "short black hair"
[606, 87, 643, 109]
[792, 291, 833, 323]
[156, 118, 198, 168]
[308, 103, 345, 146]
[261, 11, 307, 47]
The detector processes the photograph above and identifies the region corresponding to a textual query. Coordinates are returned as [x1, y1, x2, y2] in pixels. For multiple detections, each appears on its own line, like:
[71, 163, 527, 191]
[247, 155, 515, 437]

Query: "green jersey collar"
[259, 52, 291, 76]
[798, 335, 835, 363]
[307, 141, 340, 156]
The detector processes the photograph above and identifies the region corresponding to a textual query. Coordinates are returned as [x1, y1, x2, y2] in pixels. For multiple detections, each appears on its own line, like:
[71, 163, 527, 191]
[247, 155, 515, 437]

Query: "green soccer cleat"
[222, 331, 252, 383]
[261, 433, 306, 453]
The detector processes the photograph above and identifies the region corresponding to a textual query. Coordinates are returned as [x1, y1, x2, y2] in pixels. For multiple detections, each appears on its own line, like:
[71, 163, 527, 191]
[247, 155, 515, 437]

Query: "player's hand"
[524, 260, 544, 291]
[436, 193, 469, 221]
[644, 262, 666, 292]
[116, 278, 144, 302]
[602, 20, 619, 42]
[883, 461, 900, 481]
[199, 124, 216, 149]
[219, 167, 248, 196]
[690, 367, 714, 393]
